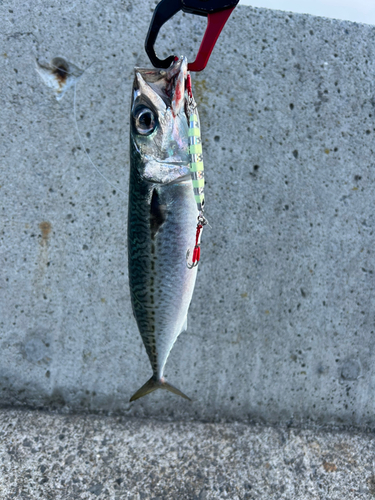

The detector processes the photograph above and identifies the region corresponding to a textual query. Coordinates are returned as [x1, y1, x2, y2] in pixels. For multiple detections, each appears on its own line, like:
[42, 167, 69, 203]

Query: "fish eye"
[134, 107, 157, 135]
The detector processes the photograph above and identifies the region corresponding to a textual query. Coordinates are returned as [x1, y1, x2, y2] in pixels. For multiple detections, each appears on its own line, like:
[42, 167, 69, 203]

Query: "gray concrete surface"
[1, 409, 375, 499]
[0, 1, 374, 426]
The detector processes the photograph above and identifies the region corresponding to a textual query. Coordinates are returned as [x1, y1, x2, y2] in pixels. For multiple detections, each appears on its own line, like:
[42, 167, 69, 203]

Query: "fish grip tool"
[145, 0, 239, 72]
[186, 72, 207, 269]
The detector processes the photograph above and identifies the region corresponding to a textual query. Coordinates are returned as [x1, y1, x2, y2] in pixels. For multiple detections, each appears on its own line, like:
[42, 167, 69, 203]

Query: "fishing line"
[73, 81, 127, 196]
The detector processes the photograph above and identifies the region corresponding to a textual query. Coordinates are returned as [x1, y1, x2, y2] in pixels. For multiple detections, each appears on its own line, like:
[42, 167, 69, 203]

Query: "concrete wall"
[1, 0, 374, 427]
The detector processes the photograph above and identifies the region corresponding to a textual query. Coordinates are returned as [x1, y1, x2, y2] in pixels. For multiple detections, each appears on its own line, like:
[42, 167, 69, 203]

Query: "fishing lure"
[185, 73, 207, 269]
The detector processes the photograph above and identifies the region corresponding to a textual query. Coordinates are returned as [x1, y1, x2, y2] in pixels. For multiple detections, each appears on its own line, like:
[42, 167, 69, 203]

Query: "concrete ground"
[0, 409, 374, 499]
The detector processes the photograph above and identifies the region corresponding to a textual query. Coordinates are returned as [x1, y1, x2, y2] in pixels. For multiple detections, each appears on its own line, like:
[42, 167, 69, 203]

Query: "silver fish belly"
[128, 57, 199, 401]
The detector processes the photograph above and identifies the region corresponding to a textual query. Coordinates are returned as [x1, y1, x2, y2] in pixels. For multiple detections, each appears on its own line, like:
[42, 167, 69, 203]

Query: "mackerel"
[128, 57, 201, 401]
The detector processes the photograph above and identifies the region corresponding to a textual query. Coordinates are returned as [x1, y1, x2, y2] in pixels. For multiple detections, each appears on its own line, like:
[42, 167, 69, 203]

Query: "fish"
[128, 56, 201, 402]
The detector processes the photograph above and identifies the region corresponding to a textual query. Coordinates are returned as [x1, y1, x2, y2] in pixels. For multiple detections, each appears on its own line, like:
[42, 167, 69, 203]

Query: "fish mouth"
[144, 173, 191, 185]
[134, 57, 188, 112]
[157, 160, 188, 166]
[143, 158, 191, 185]
[143, 154, 189, 167]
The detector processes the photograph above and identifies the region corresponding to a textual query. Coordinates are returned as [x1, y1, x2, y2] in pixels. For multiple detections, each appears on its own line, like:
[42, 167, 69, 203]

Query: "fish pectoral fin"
[129, 376, 191, 402]
[150, 188, 166, 240]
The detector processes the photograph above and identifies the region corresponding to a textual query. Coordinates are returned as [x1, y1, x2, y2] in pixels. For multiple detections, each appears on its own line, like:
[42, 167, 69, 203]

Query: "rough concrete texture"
[0, 0, 374, 426]
[1, 409, 375, 499]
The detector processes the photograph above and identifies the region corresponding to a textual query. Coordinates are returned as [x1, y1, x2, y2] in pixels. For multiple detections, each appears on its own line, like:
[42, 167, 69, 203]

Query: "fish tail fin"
[129, 376, 191, 402]
[162, 380, 191, 401]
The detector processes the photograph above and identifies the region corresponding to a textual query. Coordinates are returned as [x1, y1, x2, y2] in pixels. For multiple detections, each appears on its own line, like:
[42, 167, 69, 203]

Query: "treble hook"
[186, 217, 207, 268]
[186, 248, 199, 269]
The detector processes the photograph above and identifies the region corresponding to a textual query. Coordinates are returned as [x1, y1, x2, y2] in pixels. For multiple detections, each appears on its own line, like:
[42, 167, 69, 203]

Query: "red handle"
[188, 7, 236, 72]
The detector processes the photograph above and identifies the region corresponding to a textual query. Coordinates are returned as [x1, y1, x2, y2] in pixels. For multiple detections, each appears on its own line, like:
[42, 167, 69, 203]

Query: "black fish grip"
[145, 0, 239, 72]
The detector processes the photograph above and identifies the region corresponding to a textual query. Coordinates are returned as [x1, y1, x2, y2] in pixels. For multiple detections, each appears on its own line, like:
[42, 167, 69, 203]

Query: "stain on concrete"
[33, 221, 52, 291]
[24, 338, 48, 363]
[341, 358, 361, 381]
[323, 462, 337, 473]
[39, 221, 51, 246]
[35, 57, 83, 100]
[51, 58, 69, 86]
